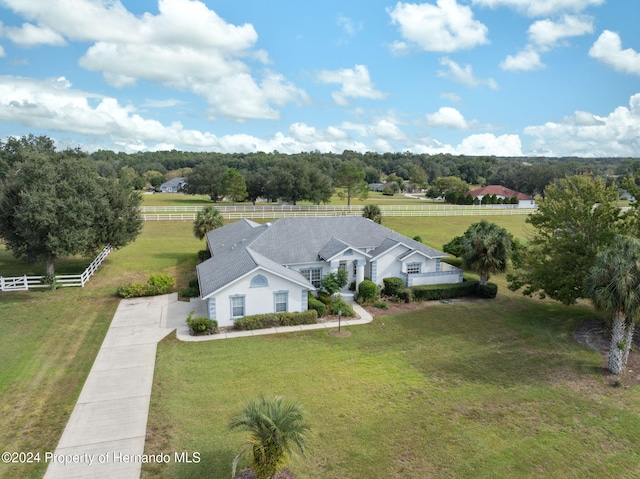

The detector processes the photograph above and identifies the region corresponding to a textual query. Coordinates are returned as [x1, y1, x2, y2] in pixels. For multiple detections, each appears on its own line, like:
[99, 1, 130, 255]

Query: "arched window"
[250, 274, 269, 288]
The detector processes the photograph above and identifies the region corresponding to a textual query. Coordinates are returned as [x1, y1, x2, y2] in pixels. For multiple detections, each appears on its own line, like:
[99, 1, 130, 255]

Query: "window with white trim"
[274, 291, 288, 312]
[407, 262, 421, 274]
[230, 295, 245, 317]
[301, 268, 322, 287]
[250, 274, 269, 288]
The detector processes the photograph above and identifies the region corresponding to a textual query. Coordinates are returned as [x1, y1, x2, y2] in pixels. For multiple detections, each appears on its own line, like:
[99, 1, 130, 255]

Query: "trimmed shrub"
[279, 311, 318, 326]
[180, 276, 200, 298]
[475, 283, 498, 299]
[398, 288, 414, 303]
[117, 274, 175, 298]
[116, 281, 148, 298]
[186, 312, 218, 335]
[316, 291, 333, 306]
[148, 273, 174, 292]
[382, 277, 405, 297]
[373, 300, 389, 310]
[410, 279, 479, 301]
[330, 298, 355, 317]
[197, 249, 212, 262]
[234, 310, 318, 330]
[358, 279, 377, 302]
[308, 294, 327, 317]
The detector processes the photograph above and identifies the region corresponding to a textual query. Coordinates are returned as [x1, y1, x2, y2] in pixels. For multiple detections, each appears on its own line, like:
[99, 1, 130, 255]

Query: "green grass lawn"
[384, 215, 532, 250]
[2, 214, 638, 479]
[141, 192, 430, 207]
[0, 222, 203, 479]
[143, 297, 640, 479]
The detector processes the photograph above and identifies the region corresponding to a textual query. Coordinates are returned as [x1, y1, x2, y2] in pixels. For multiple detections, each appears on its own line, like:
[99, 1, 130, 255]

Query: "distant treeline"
[2, 135, 639, 199]
[89, 149, 639, 196]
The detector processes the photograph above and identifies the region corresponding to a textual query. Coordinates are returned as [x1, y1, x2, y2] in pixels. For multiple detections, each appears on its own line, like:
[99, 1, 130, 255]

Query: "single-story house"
[470, 185, 536, 208]
[196, 216, 462, 327]
[160, 177, 186, 193]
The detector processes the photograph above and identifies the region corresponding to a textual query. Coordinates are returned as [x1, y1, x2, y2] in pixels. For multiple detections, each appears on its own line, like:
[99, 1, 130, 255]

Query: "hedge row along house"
[196, 217, 462, 327]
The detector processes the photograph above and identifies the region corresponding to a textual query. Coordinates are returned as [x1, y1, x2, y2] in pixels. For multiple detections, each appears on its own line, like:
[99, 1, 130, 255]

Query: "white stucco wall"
[208, 269, 309, 327]
[372, 244, 410, 286]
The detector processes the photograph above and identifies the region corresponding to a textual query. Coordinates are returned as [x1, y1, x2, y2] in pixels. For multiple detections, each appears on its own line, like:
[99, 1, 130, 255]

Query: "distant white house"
[196, 217, 462, 327]
[160, 177, 186, 193]
[470, 185, 536, 208]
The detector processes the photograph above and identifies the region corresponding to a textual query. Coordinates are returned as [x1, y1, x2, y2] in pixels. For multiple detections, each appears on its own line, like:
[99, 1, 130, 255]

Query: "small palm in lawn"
[193, 206, 224, 240]
[229, 395, 310, 479]
[362, 204, 382, 224]
[460, 220, 511, 285]
[587, 236, 640, 375]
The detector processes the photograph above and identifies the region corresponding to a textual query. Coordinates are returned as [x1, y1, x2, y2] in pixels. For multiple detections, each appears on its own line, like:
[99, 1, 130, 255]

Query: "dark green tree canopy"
[184, 162, 228, 202]
[193, 206, 224, 241]
[0, 142, 142, 275]
[362, 204, 383, 224]
[508, 174, 635, 305]
[334, 163, 368, 205]
[459, 220, 512, 285]
[222, 167, 248, 204]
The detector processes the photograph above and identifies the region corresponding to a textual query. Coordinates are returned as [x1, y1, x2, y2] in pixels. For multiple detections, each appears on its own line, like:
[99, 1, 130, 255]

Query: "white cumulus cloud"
[317, 65, 387, 105]
[427, 107, 469, 129]
[5, 23, 66, 46]
[524, 93, 640, 156]
[388, 0, 489, 53]
[456, 133, 523, 155]
[438, 57, 498, 89]
[501, 15, 593, 72]
[528, 15, 593, 48]
[500, 47, 544, 71]
[0, 0, 306, 121]
[589, 31, 640, 76]
[471, 0, 604, 17]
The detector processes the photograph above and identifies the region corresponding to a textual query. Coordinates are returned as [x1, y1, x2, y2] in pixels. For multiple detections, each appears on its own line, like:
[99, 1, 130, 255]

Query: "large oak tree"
[508, 175, 636, 305]
[0, 142, 142, 276]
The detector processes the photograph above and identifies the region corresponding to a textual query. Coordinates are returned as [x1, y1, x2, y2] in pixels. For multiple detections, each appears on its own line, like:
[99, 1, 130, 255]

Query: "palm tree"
[229, 395, 310, 479]
[193, 206, 223, 240]
[460, 220, 511, 285]
[587, 236, 640, 374]
[362, 204, 382, 224]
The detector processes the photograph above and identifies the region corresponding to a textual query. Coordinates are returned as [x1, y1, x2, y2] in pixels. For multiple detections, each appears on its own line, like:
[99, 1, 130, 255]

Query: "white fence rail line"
[0, 244, 112, 292]
[142, 208, 536, 221]
[140, 204, 530, 213]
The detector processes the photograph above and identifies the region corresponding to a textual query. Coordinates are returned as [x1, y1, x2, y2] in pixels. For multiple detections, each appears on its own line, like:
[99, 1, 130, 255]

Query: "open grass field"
[141, 192, 432, 207]
[142, 298, 640, 479]
[0, 222, 203, 479]
[2, 213, 639, 479]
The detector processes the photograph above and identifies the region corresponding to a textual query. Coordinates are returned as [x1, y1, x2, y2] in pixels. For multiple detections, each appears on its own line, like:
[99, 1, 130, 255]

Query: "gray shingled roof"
[197, 219, 315, 298]
[161, 177, 185, 189]
[197, 216, 447, 298]
[318, 237, 351, 261]
[248, 217, 445, 264]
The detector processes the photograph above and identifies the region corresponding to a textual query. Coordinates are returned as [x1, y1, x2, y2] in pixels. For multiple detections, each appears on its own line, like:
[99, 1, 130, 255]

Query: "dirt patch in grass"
[236, 468, 295, 479]
[573, 319, 640, 388]
[364, 297, 489, 316]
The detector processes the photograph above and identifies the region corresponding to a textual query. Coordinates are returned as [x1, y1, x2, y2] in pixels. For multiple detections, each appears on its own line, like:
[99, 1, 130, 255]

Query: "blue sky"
[0, 0, 639, 157]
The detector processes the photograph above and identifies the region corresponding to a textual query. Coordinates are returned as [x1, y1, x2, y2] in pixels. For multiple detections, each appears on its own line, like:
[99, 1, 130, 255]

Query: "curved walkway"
[44, 293, 372, 478]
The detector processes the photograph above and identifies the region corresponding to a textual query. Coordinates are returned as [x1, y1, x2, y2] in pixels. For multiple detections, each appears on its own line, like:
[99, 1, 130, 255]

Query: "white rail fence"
[140, 204, 527, 213]
[142, 208, 536, 221]
[0, 244, 112, 292]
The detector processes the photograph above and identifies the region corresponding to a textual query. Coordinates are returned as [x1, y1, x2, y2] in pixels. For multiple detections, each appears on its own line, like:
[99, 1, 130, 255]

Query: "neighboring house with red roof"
[470, 185, 536, 208]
